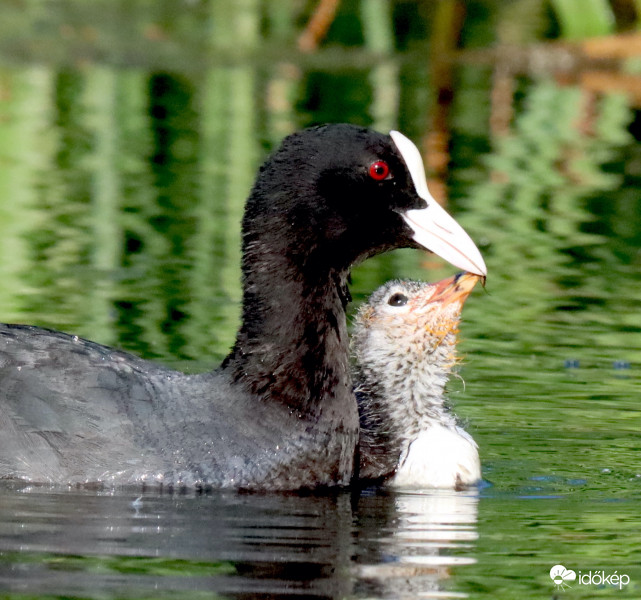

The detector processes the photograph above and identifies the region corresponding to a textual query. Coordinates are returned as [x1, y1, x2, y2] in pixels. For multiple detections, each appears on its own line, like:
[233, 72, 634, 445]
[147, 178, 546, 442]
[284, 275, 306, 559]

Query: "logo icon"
[550, 564, 577, 590]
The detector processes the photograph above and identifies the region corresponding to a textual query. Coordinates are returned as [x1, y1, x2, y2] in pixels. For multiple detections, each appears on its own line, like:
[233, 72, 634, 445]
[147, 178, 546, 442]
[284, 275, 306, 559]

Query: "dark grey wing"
[0, 324, 168, 484]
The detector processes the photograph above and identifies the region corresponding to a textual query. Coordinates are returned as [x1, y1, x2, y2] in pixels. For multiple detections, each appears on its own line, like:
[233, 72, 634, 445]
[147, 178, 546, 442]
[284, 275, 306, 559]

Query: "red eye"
[368, 160, 390, 181]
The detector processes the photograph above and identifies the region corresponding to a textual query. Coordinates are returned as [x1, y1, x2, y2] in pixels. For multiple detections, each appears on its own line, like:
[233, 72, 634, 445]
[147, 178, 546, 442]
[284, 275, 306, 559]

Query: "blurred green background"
[1, 0, 640, 367]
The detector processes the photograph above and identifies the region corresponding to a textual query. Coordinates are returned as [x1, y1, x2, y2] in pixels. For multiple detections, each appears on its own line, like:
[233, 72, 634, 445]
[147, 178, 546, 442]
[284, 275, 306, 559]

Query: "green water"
[1, 1, 641, 598]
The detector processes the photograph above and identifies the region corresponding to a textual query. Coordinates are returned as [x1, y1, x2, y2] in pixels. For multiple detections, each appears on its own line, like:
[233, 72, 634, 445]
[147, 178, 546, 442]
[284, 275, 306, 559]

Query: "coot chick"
[353, 273, 481, 488]
[0, 124, 486, 490]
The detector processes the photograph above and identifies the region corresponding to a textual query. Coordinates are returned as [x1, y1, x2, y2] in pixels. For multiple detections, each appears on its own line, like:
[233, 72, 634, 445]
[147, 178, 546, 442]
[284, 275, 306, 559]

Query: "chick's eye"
[388, 293, 408, 307]
[369, 160, 390, 181]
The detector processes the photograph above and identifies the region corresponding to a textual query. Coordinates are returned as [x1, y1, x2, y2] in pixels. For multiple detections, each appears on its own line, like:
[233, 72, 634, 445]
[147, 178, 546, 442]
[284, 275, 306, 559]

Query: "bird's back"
[0, 324, 181, 484]
[0, 324, 357, 489]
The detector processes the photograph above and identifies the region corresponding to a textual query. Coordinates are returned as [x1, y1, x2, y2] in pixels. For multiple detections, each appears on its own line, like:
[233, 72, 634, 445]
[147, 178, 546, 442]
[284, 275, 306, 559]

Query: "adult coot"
[0, 124, 486, 490]
[353, 273, 481, 488]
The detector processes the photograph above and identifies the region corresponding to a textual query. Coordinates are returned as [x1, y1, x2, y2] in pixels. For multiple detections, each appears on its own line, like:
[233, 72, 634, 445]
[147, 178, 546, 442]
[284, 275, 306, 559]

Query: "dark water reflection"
[0, 485, 479, 599]
[2, 485, 640, 598]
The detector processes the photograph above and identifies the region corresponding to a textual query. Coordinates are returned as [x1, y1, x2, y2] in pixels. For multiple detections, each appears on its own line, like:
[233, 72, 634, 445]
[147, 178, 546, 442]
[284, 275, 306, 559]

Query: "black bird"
[0, 124, 486, 490]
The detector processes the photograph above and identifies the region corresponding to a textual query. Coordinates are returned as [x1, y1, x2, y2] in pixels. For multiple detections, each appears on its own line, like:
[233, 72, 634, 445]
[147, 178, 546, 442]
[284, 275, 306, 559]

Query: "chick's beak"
[430, 272, 481, 307]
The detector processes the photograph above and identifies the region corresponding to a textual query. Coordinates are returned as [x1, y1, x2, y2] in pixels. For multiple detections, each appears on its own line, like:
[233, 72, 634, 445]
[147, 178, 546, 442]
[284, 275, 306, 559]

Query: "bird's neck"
[356, 337, 458, 443]
[222, 248, 354, 419]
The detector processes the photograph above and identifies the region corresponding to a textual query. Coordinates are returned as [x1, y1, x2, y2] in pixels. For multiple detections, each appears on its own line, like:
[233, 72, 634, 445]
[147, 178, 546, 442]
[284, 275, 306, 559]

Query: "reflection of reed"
[453, 78, 632, 355]
[424, 0, 466, 208]
[1, 0, 638, 366]
[454, 32, 641, 137]
[85, 67, 120, 347]
[0, 68, 49, 321]
[298, 0, 341, 53]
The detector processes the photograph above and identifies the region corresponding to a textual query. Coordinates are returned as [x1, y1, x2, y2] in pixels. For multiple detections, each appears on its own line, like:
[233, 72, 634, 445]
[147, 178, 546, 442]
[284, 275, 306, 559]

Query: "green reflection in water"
[460, 495, 641, 598]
